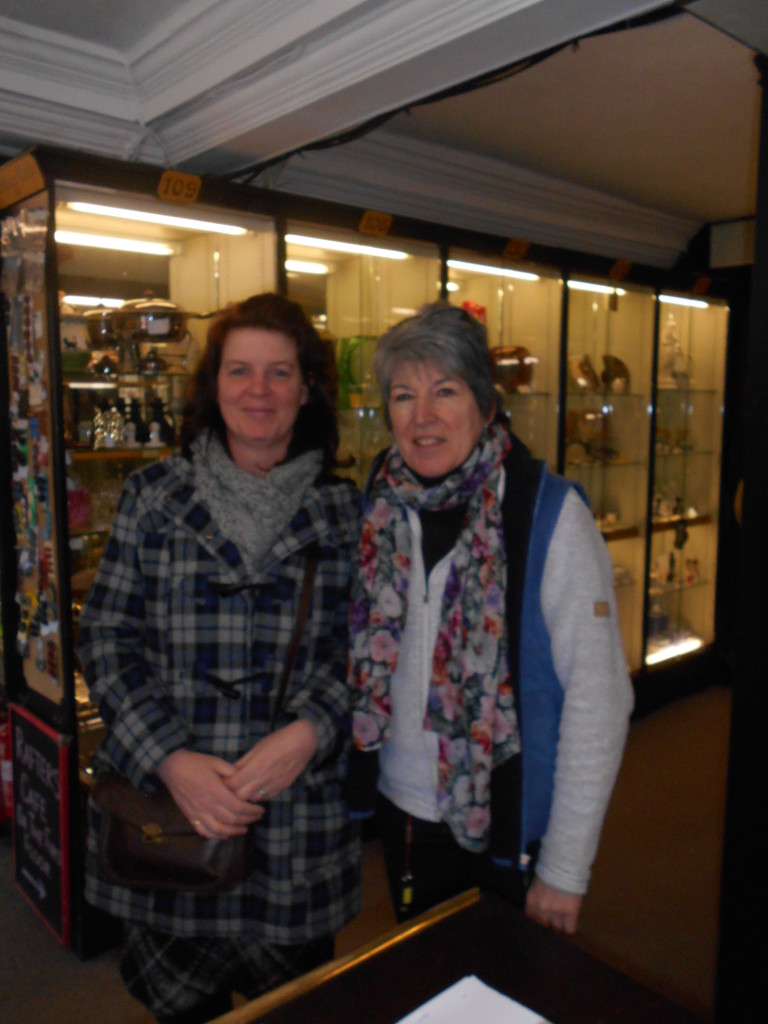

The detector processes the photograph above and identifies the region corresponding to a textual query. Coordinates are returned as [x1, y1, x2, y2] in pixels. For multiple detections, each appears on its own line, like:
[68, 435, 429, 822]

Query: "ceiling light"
[568, 280, 626, 295]
[285, 259, 328, 275]
[659, 294, 709, 309]
[286, 234, 408, 259]
[67, 202, 247, 235]
[55, 230, 175, 256]
[63, 294, 124, 308]
[447, 259, 539, 281]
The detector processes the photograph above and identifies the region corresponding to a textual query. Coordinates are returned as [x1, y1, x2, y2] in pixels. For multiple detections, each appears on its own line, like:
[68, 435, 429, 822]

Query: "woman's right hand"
[156, 749, 265, 839]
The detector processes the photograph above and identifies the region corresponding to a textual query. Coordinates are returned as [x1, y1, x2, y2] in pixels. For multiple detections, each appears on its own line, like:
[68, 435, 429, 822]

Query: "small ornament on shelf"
[568, 353, 600, 392]
[685, 558, 701, 586]
[600, 354, 631, 394]
[147, 397, 175, 447]
[658, 313, 692, 389]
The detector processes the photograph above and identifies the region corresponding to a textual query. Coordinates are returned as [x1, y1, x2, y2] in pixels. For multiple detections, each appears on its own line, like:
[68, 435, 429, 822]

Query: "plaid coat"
[77, 452, 362, 941]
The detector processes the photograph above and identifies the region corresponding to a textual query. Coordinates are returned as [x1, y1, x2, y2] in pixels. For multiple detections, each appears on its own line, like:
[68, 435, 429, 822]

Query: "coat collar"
[158, 454, 353, 584]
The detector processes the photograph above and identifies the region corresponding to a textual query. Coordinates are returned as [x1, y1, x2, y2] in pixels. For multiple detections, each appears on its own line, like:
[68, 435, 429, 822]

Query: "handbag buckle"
[141, 822, 167, 844]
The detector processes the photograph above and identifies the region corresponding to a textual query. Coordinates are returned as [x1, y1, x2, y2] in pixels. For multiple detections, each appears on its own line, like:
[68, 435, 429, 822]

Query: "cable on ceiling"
[225, 2, 688, 186]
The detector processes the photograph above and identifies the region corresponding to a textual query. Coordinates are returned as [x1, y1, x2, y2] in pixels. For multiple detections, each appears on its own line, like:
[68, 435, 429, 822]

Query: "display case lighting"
[55, 231, 175, 256]
[447, 259, 539, 281]
[567, 280, 626, 295]
[659, 294, 709, 309]
[285, 234, 408, 259]
[66, 381, 119, 391]
[645, 637, 704, 666]
[67, 202, 247, 235]
[63, 295, 124, 308]
[285, 260, 328, 275]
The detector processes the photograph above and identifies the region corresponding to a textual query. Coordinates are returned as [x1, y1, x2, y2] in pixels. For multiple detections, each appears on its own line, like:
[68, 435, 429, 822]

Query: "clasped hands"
[156, 719, 318, 840]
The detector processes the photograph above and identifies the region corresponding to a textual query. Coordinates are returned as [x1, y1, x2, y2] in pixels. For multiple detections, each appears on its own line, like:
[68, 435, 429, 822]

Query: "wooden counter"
[211, 889, 706, 1024]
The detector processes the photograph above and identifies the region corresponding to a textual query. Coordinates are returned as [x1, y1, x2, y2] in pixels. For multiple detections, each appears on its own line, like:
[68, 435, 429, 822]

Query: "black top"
[419, 504, 467, 576]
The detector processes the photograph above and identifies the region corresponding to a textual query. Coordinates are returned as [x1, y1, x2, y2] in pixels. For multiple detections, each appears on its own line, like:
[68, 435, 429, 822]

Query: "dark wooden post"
[715, 51, 768, 1024]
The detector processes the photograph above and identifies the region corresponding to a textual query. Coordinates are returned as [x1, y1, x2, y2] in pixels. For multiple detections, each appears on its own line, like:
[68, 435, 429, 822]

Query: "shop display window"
[565, 279, 656, 671]
[447, 253, 562, 469]
[286, 226, 440, 484]
[52, 189, 277, 641]
[647, 295, 728, 667]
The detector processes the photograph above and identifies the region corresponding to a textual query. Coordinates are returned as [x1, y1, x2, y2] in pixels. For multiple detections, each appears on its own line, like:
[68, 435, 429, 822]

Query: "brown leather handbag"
[91, 774, 248, 892]
[91, 554, 318, 892]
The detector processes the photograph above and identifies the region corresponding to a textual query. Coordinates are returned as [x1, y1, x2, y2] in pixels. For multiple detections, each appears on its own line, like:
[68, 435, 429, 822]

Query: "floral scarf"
[349, 420, 520, 851]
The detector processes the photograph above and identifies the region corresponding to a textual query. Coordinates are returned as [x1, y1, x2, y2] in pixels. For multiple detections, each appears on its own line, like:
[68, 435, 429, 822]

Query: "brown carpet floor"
[571, 684, 730, 1019]
[0, 685, 730, 1023]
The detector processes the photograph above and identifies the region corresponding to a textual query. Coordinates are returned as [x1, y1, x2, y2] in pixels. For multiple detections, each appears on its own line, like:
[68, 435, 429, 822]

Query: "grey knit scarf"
[192, 432, 322, 572]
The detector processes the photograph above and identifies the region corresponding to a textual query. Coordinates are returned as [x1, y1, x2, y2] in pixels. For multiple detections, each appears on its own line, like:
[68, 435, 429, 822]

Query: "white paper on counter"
[394, 975, 550, 1024]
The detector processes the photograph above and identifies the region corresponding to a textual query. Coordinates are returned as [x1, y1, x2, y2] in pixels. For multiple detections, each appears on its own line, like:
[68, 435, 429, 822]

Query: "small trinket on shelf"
[568, 353, 600, 392]
[601, 354, 630, 394]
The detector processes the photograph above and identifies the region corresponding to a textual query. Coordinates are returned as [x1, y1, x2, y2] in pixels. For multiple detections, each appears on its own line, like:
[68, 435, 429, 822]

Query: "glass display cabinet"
[56, 191, 277, 688]
[446, 252, 562, 469]
[647, 295, 729, 668]
[1, 171, 277, 952]
[285, 226, 440, 486]
[564, 279, 656, 671]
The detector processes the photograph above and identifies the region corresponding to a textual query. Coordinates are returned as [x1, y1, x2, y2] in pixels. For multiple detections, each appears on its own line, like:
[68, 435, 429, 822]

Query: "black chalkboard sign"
[10, 704, 71, 946]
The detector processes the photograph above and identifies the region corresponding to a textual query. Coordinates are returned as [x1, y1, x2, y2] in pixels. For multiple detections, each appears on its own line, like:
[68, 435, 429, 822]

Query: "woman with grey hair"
[348, 302, 633, 934]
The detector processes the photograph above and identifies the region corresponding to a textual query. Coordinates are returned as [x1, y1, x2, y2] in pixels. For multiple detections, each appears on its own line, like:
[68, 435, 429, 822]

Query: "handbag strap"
[269, 551, 318, 731]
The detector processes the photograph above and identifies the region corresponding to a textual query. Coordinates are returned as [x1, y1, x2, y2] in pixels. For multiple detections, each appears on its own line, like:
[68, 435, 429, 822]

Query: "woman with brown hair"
[78, 293, 361, 1023]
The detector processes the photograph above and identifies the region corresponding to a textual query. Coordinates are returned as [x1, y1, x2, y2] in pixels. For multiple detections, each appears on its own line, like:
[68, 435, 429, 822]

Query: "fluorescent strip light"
[659, 294, 709, 309]
[286, 234, 408, 259]
[55, 230, 175, 256]
[646, 636, 703, 666]
[68, 202, 246, 235]
[568, 280, 626, 295]
[63, 294, 124, 308]
[285, 259, 328, 275]
[447, 259, 539, 281]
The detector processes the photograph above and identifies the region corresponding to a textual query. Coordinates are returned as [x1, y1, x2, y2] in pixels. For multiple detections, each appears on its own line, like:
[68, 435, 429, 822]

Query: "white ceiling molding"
[273, 131, 699, 267]
[0, 16, 135, 119]
[0, 92, 166, 165]
[0, 0, 748, 267]
[160, 0, 673, 167]
[131, 0, 368, 119]
[0, 0, 673, 168]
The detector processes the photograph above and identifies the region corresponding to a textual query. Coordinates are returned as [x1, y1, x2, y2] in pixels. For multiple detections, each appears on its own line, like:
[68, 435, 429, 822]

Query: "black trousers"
[376, 793, 531, 923]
